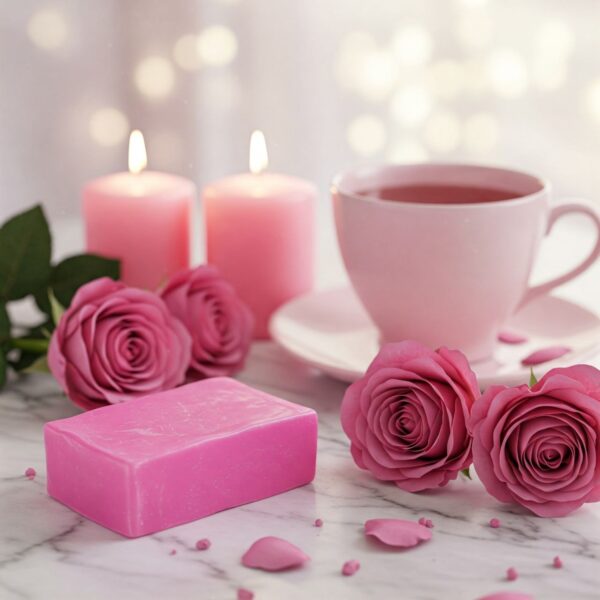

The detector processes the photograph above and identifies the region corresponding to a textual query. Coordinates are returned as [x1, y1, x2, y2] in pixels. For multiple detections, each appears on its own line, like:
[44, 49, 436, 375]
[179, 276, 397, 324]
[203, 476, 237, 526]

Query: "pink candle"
[83, 131, 195, 291]
[204, 131, 316, 339]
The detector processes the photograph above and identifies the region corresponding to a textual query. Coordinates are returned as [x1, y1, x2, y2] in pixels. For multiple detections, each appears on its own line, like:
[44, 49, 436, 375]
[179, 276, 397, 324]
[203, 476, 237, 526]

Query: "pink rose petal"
[506, 567, 518, 581]
[521, 346, 571, 366]
[489, 518, 501, 529]
[342, 559, 360, 576]
[364, 519, 432, 548]
[553, 555, 562, 569]
[498, 331, 528, 344]
[169, 549, 177, 555]
[238, 589, 254, 600]
[314, 518, 323, 528]
[418, 517, 427, 526]
[25, 467, 36, 479]
[196, 538, 211, 550]
[425, 519, 434, 529]
[477, 594, 533, 600]
[241, 536, 310, 571]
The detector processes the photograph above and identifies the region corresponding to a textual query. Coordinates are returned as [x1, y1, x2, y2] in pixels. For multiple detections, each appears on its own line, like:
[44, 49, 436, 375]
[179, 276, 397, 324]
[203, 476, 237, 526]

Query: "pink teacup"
[332, 163, 600, 361]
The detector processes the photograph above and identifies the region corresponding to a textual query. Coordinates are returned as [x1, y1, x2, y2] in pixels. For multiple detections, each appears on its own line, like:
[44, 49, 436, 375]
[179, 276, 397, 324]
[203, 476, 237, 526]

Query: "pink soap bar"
[44, 377, 318, 538]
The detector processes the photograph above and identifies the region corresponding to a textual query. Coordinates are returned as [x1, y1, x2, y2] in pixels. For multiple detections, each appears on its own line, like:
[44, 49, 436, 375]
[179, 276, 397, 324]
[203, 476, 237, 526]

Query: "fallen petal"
[364, 519, 432, 548]
[498, 331, 528, 344]
[342, 559, 360, 576]
[553, 555, 563, 569]
[521, 346, 571, 366]
[477, 593, 533, 600]
[169, 549, 177, 556]
[196, 538, 211, 550]
[238, 589, 254, 600]
[506, 567, 518, 581]
[425, 519, 434, 529]
[489, 518, 501, 529]
[418, 517, 427, 526]
[25, 467, 36, 479]
[241, 536, 310, 571]
[314, 518, 323, 528]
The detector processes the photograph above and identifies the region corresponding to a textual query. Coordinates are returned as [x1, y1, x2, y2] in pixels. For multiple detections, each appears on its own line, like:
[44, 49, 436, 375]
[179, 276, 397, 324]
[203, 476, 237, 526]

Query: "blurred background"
[1, 0, 599, 284]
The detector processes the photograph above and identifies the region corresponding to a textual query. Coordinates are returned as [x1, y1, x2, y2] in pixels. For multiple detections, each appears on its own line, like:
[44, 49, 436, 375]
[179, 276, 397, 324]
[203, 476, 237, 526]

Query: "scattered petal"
[425, 519, 434, 529]
[498, 331, 528, 344]
[314, 518, 323, 528]
[196, 538, 211, 550]
[364, 519, 432, 548]
[477, 593, 533, 600]
[238, 589, 254, 600]
[553, 555, 563, 569]
[506, 567, 518, 581]
[521, 346, 571, 366]
[342, 559, 360, 576]
[241, 536, 310, 571]
[489, 518, 501, 528]
[25, 467, 36, 479]
[169, 549, 177, 555]
[418, 517, 427, 526]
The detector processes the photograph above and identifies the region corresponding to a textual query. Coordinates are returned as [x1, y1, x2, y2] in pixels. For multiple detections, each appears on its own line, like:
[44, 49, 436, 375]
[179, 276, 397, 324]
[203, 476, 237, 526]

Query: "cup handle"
[519, 198, 600, 308]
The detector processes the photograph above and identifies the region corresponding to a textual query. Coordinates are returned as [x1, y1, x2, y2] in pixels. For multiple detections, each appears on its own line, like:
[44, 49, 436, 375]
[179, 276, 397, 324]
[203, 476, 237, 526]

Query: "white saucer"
[270, 287, 600, 388]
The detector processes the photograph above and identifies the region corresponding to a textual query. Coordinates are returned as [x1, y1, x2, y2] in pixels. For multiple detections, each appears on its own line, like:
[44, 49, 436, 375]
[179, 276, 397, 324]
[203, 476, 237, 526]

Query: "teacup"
[332, 163, 600, 361]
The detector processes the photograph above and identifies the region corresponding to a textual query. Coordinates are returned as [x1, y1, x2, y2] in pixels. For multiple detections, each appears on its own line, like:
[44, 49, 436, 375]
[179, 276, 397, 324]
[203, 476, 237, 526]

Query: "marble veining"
[2, 343, 600, 599]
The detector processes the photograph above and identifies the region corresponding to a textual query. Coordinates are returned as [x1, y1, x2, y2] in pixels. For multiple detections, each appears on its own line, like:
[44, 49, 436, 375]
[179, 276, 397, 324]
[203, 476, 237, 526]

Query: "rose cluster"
[342, 340, 600, 517]
[49, 266, 253, 411]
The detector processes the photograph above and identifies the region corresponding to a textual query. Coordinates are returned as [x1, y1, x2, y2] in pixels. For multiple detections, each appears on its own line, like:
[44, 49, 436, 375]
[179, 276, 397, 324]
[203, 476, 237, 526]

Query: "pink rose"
[471, 365, 600, 517]
[48, 278, 191, 410]
[341, 341, 479, 492]
[160, 266, 253, 379]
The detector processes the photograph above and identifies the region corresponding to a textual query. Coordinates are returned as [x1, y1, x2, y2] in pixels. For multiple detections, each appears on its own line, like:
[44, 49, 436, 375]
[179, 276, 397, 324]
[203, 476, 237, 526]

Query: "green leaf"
[460, 467, 472, 480]
[9, 349, 44, 372]
[48, 290, 65, 326]
[49, 254, 120, 308]
[22, 354, 50, 374]
[0, 303, 9, 343]
[529, 368, 538, 387]
[0, 205, 51, 301]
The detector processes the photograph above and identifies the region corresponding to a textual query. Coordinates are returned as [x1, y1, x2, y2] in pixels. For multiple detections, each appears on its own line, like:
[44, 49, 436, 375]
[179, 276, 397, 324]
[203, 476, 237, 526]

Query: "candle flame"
[128, 130, 147, 175]
[249, 130, 268, 174]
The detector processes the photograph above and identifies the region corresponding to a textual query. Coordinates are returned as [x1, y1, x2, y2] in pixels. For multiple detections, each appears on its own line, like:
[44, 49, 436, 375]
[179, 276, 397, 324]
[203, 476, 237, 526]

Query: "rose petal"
[364, 519, 432, 547]
[498, 331, 528, 344]
[237, 589, 254, 600]
[196, 538, 211, 550]
[477, 594, 533, 600]
[314, 518, 323, 528]
[553, 555, 563, 569]
[521, 346, 571, 366]
[241, 536, 310, 571]
[489, 518, 501, 528]
[341, 559, 360, 576]
[24, 467, 36, 479]
[506, 567, 518, 581]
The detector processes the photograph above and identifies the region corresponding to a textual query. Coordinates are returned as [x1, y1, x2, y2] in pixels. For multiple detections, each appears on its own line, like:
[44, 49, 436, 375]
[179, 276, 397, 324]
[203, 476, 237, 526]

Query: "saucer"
[270, 287, 600, 388]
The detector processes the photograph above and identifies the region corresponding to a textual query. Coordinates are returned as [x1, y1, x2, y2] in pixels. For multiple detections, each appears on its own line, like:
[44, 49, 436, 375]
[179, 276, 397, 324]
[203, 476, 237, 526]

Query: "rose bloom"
[48, 278, 191, 410]
[341, 341, 480, 492]
[161, 266, 253, 379]
[471, 365, 600, 517]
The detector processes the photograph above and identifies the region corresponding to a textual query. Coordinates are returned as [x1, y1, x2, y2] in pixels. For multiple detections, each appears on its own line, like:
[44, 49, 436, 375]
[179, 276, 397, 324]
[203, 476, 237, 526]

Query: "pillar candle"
[83, 131, 195, 291]
[203, 131, 316, 339]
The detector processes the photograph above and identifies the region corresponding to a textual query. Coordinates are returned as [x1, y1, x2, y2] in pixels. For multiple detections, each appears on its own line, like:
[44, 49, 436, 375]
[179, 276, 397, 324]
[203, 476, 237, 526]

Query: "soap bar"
[44, 377, 318, 537]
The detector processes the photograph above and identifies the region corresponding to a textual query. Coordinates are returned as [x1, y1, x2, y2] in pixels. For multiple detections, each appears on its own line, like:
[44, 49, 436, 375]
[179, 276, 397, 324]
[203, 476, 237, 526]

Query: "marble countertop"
[3, 216, 600, 599]
[2, 341, 600, 600]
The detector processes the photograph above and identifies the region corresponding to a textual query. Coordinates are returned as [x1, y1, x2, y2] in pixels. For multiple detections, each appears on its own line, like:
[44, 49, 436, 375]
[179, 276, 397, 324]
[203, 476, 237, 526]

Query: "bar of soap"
[44, 377, 318, 537]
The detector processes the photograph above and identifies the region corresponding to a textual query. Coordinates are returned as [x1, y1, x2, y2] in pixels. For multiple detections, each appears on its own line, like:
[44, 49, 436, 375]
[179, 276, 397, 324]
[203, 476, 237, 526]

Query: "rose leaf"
[529, 368, 538, 387]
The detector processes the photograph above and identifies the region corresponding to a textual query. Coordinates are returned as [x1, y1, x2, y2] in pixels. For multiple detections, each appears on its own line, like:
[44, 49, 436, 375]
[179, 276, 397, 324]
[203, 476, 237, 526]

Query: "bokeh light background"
[1, 0, 599, 283]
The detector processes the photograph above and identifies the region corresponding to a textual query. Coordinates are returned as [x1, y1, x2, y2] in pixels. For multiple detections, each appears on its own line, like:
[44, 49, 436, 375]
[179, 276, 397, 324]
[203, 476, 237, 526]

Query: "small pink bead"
[25, 467, 36, 479]
[425, 519, 434, 529]
[314, 518, 323, 528]
[489, 518, 501, 528]
[237, 589, 254, 600]
[553, 556, 563, 569]
[342, 559, 360, 576]
[418, 517, 427, 526]
[506, 567, 518, 581]
[195, 538, 211, 550]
